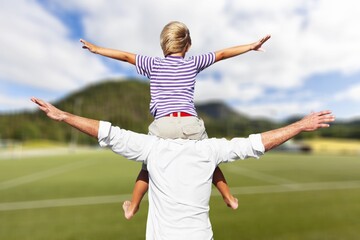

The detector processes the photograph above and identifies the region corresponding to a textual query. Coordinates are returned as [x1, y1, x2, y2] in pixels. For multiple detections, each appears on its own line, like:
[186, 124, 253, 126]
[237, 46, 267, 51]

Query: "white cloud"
[195, 78, 265, 103]
[299, 0, 360, 75]
[0, 94, 35, 113]
[233, 101, 324, 120]
[1, 0, 359, 119]
[0, 0, 112, 93]
[335, 84, 360, 102]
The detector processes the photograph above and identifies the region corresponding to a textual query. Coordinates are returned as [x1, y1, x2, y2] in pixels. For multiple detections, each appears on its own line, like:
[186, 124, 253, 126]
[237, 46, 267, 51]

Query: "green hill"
[196, 102, 278, 138]
[0, 79, 153, 145]
[0, 79, 359, 144]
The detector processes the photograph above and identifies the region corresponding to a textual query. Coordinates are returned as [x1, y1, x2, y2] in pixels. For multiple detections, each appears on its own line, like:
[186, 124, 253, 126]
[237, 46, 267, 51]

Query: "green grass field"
[1, 149, 360, 240]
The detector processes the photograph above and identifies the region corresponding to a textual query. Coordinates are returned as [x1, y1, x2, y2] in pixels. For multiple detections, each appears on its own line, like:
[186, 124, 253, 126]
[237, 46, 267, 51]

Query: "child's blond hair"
[160, 21, 192, 57]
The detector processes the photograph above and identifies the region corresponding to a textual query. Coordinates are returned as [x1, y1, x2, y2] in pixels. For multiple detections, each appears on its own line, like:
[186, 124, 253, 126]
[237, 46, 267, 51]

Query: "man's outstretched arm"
[32, 97, 335, 153]
[31, 97, 99, 138]
[261, 110, 335, 152]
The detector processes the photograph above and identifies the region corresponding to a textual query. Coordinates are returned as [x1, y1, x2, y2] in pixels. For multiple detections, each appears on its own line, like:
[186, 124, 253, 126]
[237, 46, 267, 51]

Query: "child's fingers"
[261, 37, 270, 43]
[80, 39, 89, 47]
[260, 35, 271, 44]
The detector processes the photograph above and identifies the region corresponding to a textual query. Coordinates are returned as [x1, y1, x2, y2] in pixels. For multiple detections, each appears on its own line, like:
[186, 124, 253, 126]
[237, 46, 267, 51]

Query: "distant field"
[1, 150, 360, 240]
[304, 138, 360, 155]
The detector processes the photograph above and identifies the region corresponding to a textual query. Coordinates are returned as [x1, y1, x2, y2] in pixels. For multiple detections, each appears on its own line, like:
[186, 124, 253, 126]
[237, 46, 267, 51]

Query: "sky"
[0, 0, 359, 121]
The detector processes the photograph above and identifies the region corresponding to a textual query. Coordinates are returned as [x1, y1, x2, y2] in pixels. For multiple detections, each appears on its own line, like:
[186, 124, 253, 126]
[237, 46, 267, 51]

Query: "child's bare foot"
[224, 196, 238, 210]
[123, 200, 137, 220]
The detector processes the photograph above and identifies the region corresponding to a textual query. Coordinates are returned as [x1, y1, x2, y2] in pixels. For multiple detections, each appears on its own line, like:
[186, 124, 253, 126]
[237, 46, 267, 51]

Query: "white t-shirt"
[98, 121, 265, 240]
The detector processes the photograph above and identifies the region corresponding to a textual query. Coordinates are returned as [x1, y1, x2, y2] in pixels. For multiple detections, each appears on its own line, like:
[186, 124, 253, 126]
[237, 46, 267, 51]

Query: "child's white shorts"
[148, 115, 208, 140]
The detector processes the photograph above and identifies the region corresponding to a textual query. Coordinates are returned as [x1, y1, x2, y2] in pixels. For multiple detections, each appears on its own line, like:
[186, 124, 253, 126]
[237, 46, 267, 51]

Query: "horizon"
[1, 78, 357, 123]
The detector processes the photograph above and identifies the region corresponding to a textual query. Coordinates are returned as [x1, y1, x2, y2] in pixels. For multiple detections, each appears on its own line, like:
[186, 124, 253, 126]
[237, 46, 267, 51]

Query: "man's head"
[160, 21, 192, 57]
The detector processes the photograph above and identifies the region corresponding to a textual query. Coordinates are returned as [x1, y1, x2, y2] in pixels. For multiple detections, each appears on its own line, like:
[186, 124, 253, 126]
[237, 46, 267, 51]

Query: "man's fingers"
[31, 97, 49, 111]
[318, 113, 335, 128]
[31, 97, 38, 102]
[318, 116, 335, 122]
[31, 97, 41, 105]
[38, 106, 48, 113]
[316, 110, 332, 116]
[32, 97, 44, 107]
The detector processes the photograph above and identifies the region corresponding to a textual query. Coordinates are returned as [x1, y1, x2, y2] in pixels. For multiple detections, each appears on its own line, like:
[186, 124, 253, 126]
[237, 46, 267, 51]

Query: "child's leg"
[212, 166, 238, 209]
[123, 168, 149, 220]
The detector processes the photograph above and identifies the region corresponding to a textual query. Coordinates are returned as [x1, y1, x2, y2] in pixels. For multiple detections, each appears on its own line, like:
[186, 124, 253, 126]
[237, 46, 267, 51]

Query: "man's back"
[98, 121, 264, 240]
[146, 139, 217, 239]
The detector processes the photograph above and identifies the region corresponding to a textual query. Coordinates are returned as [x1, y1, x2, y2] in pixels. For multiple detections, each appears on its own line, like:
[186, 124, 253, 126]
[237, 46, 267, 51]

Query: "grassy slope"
[1, 79, 359, 143]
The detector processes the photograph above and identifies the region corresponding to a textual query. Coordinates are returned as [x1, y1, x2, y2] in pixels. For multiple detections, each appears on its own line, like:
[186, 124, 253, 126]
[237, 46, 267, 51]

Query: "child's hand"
[80, 39, 98, 54]
[250, 35, 271, 52]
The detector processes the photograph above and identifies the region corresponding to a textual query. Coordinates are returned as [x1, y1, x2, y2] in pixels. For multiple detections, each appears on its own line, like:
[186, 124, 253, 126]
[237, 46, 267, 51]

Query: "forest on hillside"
[0, 79, 359, 145]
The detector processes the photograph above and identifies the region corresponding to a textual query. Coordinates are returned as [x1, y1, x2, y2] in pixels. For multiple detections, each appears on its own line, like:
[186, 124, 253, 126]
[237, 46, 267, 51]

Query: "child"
[80, 21, 270, 219]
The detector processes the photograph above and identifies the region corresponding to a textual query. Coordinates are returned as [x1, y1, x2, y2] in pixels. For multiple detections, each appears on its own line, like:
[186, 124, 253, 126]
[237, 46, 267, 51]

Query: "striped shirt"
[136, 53, 216, 119]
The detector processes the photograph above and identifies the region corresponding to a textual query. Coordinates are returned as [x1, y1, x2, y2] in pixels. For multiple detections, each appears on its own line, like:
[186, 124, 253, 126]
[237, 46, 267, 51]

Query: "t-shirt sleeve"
[211, 134, 265, 165]
[98, 121, 154, 163]
[135, 54, 154, 79]
[192, 52, 216, 73]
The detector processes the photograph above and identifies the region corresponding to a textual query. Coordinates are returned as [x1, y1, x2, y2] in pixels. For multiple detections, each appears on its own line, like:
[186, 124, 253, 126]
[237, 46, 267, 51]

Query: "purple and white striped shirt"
[136, 53, 216, 119]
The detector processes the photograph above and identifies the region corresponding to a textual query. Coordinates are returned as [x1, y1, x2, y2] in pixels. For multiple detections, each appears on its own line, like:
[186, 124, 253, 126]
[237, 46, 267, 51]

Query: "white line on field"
[0, 160, 98, 190]
[213, 180, 360, 196]
[0, 194, 131, 211]
[226, 165, 299, 189]
[1, 180, 360, 211]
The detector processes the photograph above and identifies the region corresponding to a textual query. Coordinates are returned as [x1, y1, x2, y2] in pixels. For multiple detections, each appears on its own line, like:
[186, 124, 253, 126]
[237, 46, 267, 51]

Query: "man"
[31, 97, 335, 240]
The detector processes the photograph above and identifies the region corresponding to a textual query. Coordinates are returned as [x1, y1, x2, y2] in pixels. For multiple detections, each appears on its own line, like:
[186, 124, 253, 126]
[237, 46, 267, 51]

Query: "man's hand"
[261, 110, 335, 151]
[80, 39, 99, 54]
[250, 34, 271, 52]
[31, 97, 99, 138]
[31, 97, 67, 121]
[296, 110, 335, 132]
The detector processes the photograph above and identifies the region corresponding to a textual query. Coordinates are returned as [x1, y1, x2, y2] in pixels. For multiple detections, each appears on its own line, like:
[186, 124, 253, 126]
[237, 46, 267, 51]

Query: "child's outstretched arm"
[80, 39, 136, 65]
[214, 34, 271, 62]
